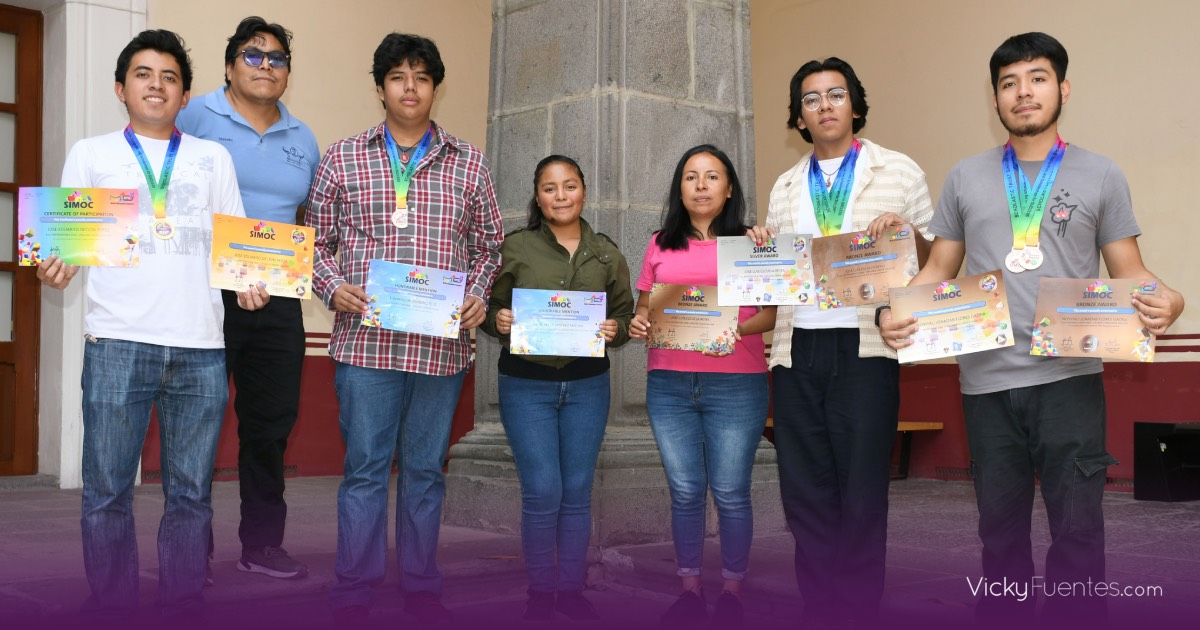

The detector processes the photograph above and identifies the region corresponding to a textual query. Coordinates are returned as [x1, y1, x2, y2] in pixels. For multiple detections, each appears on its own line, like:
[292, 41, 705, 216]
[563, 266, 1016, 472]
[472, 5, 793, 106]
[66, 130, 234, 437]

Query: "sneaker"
[555, 590, 600, 621]
[238, 546, 308, 580]
[404, 591, 454, 625]
[711, 591, 743, 627]
[661, 589, 707, 626]
[523, 590, 556, 622]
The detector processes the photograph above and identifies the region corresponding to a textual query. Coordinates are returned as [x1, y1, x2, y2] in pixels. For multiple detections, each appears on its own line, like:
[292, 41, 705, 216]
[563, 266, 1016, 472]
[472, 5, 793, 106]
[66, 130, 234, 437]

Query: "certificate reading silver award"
[647, 284, 739, 354]
[890, 270, 1014, 364]
[1030, 278, 1159, 362]
[716, 233, 814, 306]
[810, 225, 919, 309]
[510, 288, 607, 358]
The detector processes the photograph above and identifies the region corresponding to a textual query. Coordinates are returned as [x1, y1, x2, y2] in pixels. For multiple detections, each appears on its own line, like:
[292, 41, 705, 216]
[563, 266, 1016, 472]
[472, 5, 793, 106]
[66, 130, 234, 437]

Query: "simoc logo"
[405, 276, 429, 285]
[249, 230, 276, 240]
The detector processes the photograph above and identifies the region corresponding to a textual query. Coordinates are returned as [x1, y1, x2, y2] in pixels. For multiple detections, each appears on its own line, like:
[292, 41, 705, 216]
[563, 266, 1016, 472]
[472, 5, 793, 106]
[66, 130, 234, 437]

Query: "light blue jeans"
[81, 338, 227, 616]
[646, 370, 769, 580]
[498, 372, 610, 592]
[329, 362, 466, 610]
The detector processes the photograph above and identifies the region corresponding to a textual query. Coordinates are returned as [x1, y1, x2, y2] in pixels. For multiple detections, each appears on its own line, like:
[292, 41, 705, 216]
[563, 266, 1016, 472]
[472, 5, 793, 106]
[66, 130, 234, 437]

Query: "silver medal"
[1004, 249, 1025, 274]
[391, 206, 408, 229]
[1020, 246, 1044, 270]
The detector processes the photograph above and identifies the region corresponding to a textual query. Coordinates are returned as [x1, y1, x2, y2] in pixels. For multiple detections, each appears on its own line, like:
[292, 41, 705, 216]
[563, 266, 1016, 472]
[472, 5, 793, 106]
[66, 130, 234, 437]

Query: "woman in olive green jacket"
[480, 155, 634, 622]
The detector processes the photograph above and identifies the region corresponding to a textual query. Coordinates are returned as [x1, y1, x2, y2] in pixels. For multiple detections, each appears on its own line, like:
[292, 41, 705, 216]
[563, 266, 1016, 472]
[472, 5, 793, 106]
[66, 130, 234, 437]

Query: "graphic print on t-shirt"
[1049, 187, 1076, 239]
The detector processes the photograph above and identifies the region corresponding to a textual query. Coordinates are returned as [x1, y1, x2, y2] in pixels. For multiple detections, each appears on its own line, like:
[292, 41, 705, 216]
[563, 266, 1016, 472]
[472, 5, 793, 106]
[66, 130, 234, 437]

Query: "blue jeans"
[80, 338, 227, 615]
[964, 372, 1113, 625]
[771, 328, 899, 620]
[329, 362, 467, 610]
[646, 370, 769, 580]
[498, 372, 610, 593]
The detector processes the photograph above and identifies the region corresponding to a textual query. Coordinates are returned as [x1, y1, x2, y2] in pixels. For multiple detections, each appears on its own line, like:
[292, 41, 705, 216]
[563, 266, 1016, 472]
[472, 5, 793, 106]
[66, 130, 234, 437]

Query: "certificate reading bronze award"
[510, 289, 607, 358]
[361, 261, 466, 339]
[648, 284, 739, 354]
[17, 187, 141, 267]
[1030, 278, 1159, 362]
[716, 233, 814, 306]
[211, 215, 315, 299]
[891, 270, 1014, 364]
[810, 225, 919, 309]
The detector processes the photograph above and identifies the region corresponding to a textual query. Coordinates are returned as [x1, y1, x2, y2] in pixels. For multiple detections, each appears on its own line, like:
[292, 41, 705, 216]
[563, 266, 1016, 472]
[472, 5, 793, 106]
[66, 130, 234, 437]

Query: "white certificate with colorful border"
[647, 283, 740, 354]
[16, 187, 141, 267]
[361, 260, 466, 339]
[1030, 278, 1159, 362]
[891, 270, 1014, 363]
[510, 288, 607, 357]
[716, 233, 814, 306]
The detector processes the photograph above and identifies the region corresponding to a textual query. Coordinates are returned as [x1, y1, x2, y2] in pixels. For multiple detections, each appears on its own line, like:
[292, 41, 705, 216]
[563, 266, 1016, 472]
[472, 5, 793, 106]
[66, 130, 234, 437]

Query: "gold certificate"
[810, 224, 919, 309]
[890, 270, 1014, 363]
[647, 284, 739, 354]
[1030, 278, 1159, 362]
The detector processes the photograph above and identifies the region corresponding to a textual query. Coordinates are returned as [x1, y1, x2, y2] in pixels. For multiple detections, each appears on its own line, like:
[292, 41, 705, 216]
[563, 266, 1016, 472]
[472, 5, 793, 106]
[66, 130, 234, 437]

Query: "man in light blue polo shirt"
[177, 15, 319, 582]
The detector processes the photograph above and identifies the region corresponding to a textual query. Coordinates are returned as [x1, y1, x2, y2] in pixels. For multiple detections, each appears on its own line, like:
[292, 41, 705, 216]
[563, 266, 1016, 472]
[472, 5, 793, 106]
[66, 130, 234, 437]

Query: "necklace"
[819, 165, 838, 187]
[397, 144, 415, 164]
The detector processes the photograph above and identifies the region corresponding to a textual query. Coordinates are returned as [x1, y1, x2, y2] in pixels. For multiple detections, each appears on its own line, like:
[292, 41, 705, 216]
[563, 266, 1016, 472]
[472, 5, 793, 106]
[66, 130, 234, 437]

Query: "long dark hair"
[655, 144, 748, 251]
[526, 155, 586, 230]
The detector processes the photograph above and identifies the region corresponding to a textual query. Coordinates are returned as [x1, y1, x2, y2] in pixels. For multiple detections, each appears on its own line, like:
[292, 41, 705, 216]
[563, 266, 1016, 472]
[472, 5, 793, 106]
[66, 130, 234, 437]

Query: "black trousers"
[221, 289, 305, 554]
[771, 328, 899, 622]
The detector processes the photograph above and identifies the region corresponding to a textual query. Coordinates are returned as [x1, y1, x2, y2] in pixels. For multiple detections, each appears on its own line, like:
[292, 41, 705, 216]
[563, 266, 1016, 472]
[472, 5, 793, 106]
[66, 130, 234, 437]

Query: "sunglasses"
[234, 48, 290, 70]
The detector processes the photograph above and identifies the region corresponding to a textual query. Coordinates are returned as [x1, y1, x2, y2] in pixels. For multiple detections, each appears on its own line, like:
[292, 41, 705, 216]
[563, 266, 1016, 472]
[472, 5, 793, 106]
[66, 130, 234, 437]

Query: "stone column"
[445, 0, 782, 544]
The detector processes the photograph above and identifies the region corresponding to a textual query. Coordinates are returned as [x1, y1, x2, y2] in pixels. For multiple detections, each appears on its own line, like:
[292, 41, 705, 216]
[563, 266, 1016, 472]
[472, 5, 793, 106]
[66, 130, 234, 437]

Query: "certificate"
[716, 233, 815, 306]
[16, 187, 140, 267]
[1030, 278, 1159, 362]
[210, 215, 315, 299]
[647, 284, 739, 353]
[510, 289, 607, 357]
[810, 225, 919, 309]
[361, 260, 466, 339]
[891, 270, 1014, 363]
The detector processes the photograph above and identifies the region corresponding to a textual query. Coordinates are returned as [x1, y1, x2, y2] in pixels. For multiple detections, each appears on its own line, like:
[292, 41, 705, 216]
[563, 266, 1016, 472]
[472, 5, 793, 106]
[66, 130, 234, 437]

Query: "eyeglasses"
[235, 49, 290, 70]
[801, 88, 848, 111]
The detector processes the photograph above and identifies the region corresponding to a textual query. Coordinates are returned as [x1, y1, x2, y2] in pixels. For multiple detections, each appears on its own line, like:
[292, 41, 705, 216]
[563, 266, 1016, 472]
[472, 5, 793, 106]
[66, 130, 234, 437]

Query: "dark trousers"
[963, 372, 1113, 626]
[772, 328, 899, 622]
[221, 290, 305, 554]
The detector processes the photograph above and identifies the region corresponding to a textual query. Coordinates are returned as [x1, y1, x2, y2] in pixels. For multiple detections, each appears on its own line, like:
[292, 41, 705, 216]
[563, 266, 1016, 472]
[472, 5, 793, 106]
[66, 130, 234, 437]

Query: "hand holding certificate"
[211, 215, 315, 298]
[810, 225, 919, 309]
[17, 187, 141, 267]
[647, 283, 739, 354]
[716, 233, 814, 306]
[361, 261, 467, 339]
[510, 289, 607, 357]
[1030, 278, 1159, 362]
[890, 270, 1014, 363]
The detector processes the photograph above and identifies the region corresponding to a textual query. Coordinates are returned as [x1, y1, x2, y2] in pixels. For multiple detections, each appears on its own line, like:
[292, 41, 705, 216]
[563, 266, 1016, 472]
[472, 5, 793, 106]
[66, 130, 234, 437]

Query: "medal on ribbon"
[1001, 137, 1066, 273]
[124, 125, 182, 240]
[808, 139, 863, 237]
[383, 125, 434, 229]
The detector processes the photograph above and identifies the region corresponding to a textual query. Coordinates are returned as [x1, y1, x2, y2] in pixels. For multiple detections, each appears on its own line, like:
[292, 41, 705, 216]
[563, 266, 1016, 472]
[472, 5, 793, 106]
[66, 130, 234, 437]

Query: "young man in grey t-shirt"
[880, 32, 1184, 626]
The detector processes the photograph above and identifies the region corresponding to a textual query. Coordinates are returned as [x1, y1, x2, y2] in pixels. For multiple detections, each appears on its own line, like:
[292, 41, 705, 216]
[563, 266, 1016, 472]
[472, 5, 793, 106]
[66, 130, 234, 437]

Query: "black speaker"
[1134, 422, 1200, 502]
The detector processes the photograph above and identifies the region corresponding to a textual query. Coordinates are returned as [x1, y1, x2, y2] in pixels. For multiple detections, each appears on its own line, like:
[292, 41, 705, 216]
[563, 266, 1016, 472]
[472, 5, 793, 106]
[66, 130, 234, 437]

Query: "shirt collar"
[206, 87, 299, 133]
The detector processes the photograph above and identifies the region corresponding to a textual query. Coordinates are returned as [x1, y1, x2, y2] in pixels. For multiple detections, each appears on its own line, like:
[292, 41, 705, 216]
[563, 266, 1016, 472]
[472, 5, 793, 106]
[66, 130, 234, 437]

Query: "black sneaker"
[238, 546, 308, 579]
[523, 590, 556, 622]
[555, 590, 600, 621]
[404, 591, 454, 625]
[711, 591, 743, 627]
[661, 589, 707, 626]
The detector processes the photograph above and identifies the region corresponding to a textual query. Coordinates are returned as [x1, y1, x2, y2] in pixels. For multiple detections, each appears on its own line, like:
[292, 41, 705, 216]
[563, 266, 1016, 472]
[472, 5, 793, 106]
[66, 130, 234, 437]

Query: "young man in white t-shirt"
[37, 29, 267, 619]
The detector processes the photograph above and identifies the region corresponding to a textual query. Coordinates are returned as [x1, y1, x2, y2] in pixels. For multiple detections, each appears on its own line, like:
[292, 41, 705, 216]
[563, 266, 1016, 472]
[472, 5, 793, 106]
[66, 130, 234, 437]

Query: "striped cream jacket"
[765, 138, 934, 368]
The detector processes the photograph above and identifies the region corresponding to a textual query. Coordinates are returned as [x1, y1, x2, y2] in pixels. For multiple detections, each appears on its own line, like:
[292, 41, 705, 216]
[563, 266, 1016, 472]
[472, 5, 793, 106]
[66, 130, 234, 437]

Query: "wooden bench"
[762, 419, 943, 480]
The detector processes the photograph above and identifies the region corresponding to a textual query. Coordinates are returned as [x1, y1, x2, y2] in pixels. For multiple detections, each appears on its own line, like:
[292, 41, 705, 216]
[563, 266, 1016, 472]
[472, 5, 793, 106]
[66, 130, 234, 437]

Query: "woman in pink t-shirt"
[629, 144, 775, 626]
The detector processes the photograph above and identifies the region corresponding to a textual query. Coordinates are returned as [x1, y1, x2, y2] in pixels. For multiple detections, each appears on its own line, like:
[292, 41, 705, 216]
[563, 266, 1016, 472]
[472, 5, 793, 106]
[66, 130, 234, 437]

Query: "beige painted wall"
[147, 0, 492, 334]
[147, 0, 491, 153]
[750, 0, 1199, 331]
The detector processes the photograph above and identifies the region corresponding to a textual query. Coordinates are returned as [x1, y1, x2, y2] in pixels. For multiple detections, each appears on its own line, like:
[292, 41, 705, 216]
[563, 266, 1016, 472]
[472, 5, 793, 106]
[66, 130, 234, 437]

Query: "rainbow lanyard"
[808, 138, 862, 236]
[124, 125, 182, 221]
[383, 125, 434, 210]
[1002, 136, 1067, 251]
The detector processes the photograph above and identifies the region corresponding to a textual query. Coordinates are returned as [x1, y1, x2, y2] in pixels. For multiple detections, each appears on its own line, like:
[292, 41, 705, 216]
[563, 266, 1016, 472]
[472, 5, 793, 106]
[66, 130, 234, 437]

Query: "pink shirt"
[636, 238, 767, 374]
